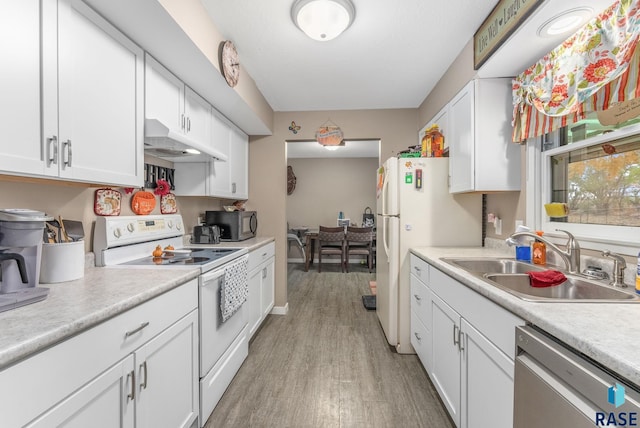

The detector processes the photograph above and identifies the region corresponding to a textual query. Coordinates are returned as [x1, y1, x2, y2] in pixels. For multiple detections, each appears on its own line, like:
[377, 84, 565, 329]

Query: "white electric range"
[94, 214, 249, 425]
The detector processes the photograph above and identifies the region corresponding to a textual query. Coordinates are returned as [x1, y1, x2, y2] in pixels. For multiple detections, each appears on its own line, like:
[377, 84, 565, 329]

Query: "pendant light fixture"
[291, 0, 355, 41]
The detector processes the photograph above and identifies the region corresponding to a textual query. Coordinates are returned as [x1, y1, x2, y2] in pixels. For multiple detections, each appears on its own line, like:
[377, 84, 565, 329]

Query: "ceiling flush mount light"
[537, 8, 594, 38]
[291, 0, 355, 41]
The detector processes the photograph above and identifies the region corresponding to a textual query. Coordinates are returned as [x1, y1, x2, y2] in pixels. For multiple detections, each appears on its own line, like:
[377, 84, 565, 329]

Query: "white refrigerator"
[376, 157, 482, 354]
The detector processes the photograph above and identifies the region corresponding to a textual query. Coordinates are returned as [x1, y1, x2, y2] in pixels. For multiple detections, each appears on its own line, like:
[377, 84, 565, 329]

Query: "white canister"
[40, 241, 85, 283]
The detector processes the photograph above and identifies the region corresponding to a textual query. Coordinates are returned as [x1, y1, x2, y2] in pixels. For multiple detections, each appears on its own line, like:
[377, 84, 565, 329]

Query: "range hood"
[144, 118, 228, 162]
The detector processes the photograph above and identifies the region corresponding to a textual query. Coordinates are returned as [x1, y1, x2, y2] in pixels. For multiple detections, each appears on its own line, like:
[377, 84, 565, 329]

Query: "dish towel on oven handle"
[220, 255, 249, 323]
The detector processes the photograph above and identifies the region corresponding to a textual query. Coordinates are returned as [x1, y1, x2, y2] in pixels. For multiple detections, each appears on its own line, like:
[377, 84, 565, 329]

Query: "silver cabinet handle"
[262, 267, 267, 279]
[453, 325, 459, 346]
[140, 361, 148, 390]
[181, 114, 185, 131]
[232, 182, 237, 193]
[459, 331, 465, 352]
[126, 370, 136, 401]
[124, 321, 149, 338]
[47, 135, 58, 165]
[62, 139, 72, 167]
[414, 294, 422, 301]
[414, 332, 422, 341]
[413, 266, 421, 273]
[187, 117, 191, 132]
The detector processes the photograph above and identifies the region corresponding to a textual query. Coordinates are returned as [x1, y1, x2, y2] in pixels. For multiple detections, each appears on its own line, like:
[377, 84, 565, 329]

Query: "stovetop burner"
[119, 247, 244, 269]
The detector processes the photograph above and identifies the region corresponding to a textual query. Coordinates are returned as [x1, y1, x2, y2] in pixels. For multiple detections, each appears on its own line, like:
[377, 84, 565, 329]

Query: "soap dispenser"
[532, 231, 546, 265]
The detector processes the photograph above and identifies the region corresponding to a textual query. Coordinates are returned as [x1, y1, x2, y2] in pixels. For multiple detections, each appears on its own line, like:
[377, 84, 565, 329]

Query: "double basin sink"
[441, 257, 639, 303]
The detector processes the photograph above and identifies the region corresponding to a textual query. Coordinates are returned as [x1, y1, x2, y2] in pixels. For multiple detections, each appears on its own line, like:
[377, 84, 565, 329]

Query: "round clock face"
[221, 40, 239, 88]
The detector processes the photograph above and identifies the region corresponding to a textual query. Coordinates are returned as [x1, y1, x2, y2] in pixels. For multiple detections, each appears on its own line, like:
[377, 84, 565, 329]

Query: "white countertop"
[0, 236, 275, 370]
[411, 246, 640, 386]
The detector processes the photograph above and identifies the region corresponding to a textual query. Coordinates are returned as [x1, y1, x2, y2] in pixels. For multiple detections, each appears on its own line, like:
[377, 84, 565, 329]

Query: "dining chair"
[345, 226, 374, 273]
[317, 226, 346, 273]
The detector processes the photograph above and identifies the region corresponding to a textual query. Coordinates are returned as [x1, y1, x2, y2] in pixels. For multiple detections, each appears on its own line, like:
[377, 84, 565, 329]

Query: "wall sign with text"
[474, 0, 543, 70]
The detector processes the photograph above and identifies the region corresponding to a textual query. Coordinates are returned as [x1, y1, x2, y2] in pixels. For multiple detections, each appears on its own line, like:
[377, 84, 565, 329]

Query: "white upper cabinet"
[145, 54, 185, 133]
[54, 0, 143, 186]
[0, 0, 143, 187]
[229, 126, 248, 199]
[448, 79, 521, 193]
[145, 54, 215, 154]
[0, 0, 44, 176]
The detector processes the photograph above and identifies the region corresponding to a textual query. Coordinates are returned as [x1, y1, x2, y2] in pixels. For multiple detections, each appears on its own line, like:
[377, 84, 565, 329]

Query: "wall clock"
[220, 40, 240, 88]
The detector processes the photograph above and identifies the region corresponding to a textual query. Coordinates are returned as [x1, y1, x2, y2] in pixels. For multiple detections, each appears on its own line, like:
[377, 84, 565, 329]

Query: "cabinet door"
[26, 355, 135, 428]
[229, 126, 248, 199]
[184, 87, 212, 147]
[145, 54, 185, 133]
[431, 293, 461, 426]
[449, 81, 474, 193]
[135, 310, 199, 428]
[211, 111, 231, 159]
[460, 319, 515, 428]
[247, 266, 263, 339]
[57, 0, 143, 186]
[261, 258, 275, 318]
[0, 0, 46, 176]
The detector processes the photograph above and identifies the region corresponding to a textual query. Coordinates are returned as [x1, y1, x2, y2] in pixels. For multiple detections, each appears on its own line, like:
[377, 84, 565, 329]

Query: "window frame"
[527, 122, 640, 256]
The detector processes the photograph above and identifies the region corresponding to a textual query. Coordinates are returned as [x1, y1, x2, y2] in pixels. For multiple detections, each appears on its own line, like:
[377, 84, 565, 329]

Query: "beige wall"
[286, 156, 378, 229]
[250, 109, 416, 308]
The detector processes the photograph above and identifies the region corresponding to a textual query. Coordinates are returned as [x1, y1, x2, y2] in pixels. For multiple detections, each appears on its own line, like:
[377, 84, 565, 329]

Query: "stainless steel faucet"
[508, 229, 581, 274]
[602, 250, 627, 287]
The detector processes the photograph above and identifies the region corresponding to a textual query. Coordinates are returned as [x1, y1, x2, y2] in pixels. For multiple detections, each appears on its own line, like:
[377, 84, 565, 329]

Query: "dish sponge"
[544, 203, 569, 218]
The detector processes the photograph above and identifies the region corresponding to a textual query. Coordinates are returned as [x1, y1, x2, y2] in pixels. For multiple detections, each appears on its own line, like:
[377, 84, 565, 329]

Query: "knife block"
[40, 241, 84, 283]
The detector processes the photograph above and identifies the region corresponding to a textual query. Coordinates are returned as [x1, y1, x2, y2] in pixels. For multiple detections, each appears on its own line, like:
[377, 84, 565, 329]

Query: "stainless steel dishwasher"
[514, 325, 640, 427]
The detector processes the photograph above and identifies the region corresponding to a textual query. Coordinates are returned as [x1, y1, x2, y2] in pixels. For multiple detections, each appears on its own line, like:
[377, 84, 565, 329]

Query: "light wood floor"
[206, 262, 454, 428]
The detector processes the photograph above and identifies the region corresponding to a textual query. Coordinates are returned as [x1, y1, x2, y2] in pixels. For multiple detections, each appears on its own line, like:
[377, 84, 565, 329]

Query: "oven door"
[514, 326, 640, 428]
[199, 266, 247, 376]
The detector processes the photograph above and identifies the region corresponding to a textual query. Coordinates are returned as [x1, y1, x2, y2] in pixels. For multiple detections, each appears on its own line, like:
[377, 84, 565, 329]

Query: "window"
[529, 111, 640, 254]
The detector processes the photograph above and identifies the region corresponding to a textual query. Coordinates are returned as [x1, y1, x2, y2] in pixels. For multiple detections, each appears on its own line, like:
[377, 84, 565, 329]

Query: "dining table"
[303, 229, 319, 272]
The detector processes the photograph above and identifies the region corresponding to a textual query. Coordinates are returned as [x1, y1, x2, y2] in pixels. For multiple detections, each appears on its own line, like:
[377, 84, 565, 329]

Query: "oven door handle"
[201, 268, 225, 285]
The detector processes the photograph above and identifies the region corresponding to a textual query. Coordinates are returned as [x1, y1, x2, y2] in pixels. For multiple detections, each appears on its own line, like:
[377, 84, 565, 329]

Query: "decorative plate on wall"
[160, 193, 178, 214]
[94, 188, 122, 216]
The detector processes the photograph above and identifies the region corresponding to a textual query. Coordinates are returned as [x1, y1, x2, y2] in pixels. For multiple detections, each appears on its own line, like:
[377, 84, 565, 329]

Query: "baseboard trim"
[270, 302, 288, 315]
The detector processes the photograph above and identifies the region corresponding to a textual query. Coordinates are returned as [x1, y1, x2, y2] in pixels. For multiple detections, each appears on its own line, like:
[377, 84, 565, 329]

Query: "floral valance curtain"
[512, 0, 640, 142]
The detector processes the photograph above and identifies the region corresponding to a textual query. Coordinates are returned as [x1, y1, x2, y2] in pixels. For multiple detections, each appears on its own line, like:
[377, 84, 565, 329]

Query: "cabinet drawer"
[430, 267, 523, 358]
[410, 254, 429, 285]
[411, 310, 432, 373]
[410, 273, 431, 329]
[0, 279, 197, 428]
[248, 241, 275, 272]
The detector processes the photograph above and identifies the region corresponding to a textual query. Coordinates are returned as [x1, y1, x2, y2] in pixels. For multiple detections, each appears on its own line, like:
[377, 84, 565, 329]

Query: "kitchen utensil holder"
[40, 241, 84, 283]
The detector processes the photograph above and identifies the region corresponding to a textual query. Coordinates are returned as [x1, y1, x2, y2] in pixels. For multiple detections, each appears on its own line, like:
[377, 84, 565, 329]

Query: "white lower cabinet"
[431, 293, 462, 425]
[410, 256, 524, 428]
[247, 242, 275, 339]
[460, 319, 515, 428]
[0, 280, 199, 428]
[27, 355, 135, 428]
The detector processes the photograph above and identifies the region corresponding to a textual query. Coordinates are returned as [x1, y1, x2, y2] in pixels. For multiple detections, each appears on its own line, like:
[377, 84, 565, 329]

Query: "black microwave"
[205, 211, 257, 241]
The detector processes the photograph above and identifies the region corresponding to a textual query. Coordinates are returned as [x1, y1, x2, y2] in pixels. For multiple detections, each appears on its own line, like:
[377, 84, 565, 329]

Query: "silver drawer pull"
[125, 321, 149, 338]
[414, 266, 421, 273]
[453, 325, 460, 346]
[414, 294, 422, 301]
[140, 361, 148, 390]
[459, 332, 465, 352]
[47, 135, 58, 164]
[127, 370, 135, 401]
[414, 332, 422, 341]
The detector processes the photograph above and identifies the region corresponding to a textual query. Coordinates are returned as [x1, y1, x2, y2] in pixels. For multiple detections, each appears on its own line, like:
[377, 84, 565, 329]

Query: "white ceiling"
[202, 0, 613, 114]
[201, 0, 500, 111]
